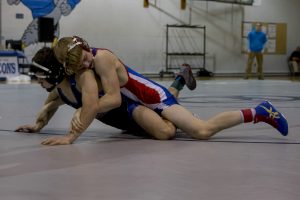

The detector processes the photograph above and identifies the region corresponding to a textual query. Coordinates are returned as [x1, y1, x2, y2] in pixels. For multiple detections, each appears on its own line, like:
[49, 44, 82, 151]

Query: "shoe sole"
[181, 65, 196, 90]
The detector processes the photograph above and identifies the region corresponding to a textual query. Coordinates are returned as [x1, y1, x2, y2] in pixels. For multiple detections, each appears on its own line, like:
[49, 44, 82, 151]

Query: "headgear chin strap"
[67, 36, 90, 52]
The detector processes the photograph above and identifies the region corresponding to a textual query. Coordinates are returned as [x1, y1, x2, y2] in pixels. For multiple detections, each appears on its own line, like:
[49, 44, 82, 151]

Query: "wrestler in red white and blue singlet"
[91, 48, 179, 116]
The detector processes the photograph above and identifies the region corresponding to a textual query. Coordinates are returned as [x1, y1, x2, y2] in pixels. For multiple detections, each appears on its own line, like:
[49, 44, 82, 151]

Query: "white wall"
[1, 0, 300, 75]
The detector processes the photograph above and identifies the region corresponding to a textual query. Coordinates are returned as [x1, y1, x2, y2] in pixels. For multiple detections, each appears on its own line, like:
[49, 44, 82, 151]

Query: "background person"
[245, 22, 268, 80]
[288, 46, 300, 75]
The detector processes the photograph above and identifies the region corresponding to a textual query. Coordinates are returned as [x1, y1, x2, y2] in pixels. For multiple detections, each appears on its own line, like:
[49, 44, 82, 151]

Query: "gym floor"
[0, 77, 299, 200]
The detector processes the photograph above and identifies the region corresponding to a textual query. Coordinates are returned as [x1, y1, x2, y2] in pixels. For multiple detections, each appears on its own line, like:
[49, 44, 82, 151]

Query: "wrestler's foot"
[254, 100, 288, 136]
[178, 63, 197, 90]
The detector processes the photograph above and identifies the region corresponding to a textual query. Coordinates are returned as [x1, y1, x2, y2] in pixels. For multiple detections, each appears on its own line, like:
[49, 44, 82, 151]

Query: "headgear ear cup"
[54, 36, 91, 76]
[31, 47, 66, 91]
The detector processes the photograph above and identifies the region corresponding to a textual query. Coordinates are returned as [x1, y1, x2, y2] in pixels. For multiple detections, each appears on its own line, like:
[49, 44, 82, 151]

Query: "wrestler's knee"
[193, 126, 215, 140]
[154, 126, 176, 140]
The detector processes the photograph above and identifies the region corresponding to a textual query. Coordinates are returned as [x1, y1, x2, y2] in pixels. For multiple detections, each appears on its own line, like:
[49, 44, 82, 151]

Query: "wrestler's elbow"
[100, 93, 122, 111]
[111, 95, 122, 108]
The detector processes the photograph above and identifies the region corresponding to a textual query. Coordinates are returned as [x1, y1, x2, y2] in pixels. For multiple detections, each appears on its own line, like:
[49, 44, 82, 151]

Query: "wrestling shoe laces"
[178, 63, 197, 90]
[254, 101, 288, 136]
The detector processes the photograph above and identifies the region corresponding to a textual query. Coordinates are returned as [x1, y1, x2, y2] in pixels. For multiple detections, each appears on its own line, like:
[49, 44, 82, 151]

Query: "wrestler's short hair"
[53, 36, 90, 75]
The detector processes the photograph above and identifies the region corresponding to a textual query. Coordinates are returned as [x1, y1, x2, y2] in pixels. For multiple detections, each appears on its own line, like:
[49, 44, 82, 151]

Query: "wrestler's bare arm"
[93, 50, 122, 113]
[15, 90, 64, 133]
[66, 70, 99, 142]
[71, 50, 123, 133]
[41, 71, 98, 145]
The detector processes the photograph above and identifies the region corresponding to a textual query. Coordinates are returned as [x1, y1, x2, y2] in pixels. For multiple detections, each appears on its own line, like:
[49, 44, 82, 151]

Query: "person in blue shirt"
[245, 22, 268, 80]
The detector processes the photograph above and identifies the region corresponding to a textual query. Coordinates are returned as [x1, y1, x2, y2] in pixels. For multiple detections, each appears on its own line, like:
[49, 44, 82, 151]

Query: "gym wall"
[1, 0, 300, 75]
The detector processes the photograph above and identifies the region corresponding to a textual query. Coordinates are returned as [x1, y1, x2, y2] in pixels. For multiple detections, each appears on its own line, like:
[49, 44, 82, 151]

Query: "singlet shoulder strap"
[91, 48, 98, 57]
[56, 88, 81, 109]
[69, 75, 82, 106]
[91, 47, 114, 57]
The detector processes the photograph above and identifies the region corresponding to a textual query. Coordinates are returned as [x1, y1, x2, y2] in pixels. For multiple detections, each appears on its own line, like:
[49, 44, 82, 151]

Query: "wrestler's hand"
[71, 108, 85, 133]
[41, 135, 73, 146]
[15, 124, 40, 133]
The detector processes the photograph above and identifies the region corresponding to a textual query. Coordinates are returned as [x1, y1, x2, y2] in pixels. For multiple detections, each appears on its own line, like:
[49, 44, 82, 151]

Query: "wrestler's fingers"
[15, 127, 30, 133]
[41, 137, 56, 145]
[73, 116, 84, 128]
[71, 118, 84, 132]
[41, 138, 50, 145]
[71, 120, 81, 132]
[41, 137, 70, 146]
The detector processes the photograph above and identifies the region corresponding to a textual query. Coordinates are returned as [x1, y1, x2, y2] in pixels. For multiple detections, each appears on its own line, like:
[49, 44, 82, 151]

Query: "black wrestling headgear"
[30, 47, 65, 92]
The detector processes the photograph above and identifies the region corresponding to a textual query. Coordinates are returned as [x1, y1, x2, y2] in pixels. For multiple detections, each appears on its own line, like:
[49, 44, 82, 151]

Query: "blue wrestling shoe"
[254, 100, 288, 136]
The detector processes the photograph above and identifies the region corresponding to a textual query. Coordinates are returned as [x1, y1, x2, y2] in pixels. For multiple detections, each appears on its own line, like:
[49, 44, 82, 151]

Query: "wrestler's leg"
[96, 101, 143, 131]
[161, 100, 288, 140]
[98, 64, 196, 137]
[132, 105, 176, 140]
[161, 104, 241, 139]
[97, 101, 176, 139]
[125, 64, 196, 139]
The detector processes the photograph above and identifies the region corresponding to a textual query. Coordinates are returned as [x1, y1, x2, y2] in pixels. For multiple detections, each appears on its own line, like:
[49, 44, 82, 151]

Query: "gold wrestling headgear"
[53, 36, 90, 75]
